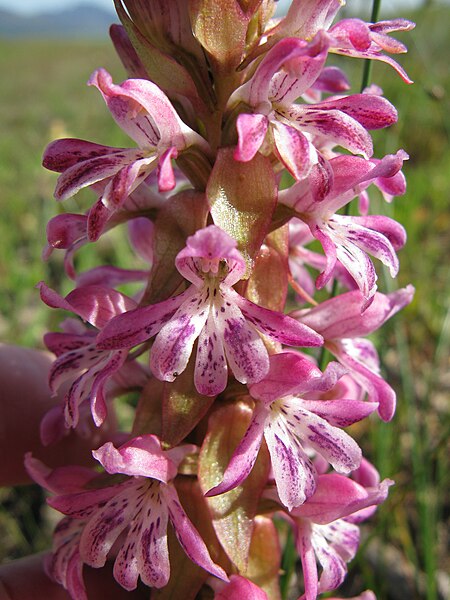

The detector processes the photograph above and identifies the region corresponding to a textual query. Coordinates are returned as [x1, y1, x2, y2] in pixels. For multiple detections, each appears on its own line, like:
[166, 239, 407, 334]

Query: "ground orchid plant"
[30, 1, 415, 598]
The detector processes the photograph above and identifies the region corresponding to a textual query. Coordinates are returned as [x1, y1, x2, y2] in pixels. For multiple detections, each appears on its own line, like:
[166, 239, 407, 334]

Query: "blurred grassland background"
[0, 3, 449, 600]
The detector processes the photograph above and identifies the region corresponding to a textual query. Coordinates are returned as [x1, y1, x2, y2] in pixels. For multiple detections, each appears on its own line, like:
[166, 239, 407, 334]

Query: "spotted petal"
[163, 484, 228, 582]
[150, 290, 210, 383]
[114, 487, 170, 590]
[229, 288, 323, 347]
[97, 287, 193, 350]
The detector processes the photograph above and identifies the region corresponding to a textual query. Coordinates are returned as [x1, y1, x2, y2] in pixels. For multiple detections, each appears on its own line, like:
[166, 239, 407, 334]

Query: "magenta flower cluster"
[30, 1, 415, 598]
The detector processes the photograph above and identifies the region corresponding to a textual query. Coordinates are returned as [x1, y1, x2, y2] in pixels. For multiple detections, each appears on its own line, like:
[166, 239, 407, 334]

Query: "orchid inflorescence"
[30, 1, 415, 598]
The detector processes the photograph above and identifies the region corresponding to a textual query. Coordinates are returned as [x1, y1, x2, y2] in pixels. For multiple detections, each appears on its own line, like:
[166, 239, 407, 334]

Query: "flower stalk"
[32, 1, 415, 597]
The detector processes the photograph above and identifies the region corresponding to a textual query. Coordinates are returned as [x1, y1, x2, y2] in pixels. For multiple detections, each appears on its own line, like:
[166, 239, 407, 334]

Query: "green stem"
[360, 0, 383, 93]
[280, 528, 296, 600]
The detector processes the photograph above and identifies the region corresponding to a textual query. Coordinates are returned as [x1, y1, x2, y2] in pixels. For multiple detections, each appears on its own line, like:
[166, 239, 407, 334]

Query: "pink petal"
[54, 148, 144, 201]
[157, 146, 178, 191]
[292, 473, 391, 524]
[335, 215, 402, 277]
[234, 113, 269, 162]
[89, 68, 206, 151]
[66, 285, 137, 328]
[88, 350, 127, 426]
[217, 295, 270, 386]
[311, 529, 348, 594]
[45, 213, 87, 251]
[298, 286, 414, 339]
[272, 120, 317, 180]
[163, 484, 229, 582]
[205, 402, 268, 497]
[350, 215, 406, 251]
[234, 37, 311, 108]
[48, 485, 121, 519]
[92, 435, 176, 482]
[265, 418, 317, 510]
[24, 454, 96, 495]
[336, 342, 397, 421]
[97, 288, 192, 350]
[249, 352, 344, 402]
[282, 402, 362, 475]
[319, 220, 379, 304]
[229, 288, 323, 347]
[194, 313, 228, 396]
[315, 94, 397, 130]
[46, 338, 92, 382]
[132, 490, 170, 589]
[270, 0, 342, 41]
[175, 225, 246, 287]
[295, 521, 318, 600]
[43, 138, 126, 173]
[298, 399, 378, 427]
[281, 105, 374, 158]
[312, 66, 350, 93]
[79, 484, 139, 568]
[150, 291, 210, 383]
[101, 155, 156, 210]
[312, 225, 339, 291]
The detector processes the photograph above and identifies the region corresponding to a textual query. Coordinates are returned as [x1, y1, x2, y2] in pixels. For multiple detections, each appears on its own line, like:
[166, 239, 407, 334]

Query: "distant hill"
[0, 4, 118, 38]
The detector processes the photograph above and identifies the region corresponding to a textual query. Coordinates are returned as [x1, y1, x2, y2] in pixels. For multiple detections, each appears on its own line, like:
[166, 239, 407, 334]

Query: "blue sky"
[0, 0, 430, 14]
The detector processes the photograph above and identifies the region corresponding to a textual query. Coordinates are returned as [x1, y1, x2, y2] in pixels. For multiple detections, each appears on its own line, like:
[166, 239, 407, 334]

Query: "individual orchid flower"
[280, 151, 408, 306]
[229, 34, 397, 180]
[206, 352, 378, 510]
[43, 68, 210, 239]
[289, 218, 357, 302]
[328, 18, 415, 83]
[249, 0, 343, 59]
[98, 225, 323, 396]
[293, 285, 415, 420]
[256, 1, 414, 83]
[287, 472, 393, 600]
[25, 437, 228, 594]
[38, 282, 137, 428]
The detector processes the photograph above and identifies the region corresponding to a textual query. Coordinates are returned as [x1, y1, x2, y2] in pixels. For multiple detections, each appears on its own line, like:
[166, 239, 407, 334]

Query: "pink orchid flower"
[294, 285, 415, 420]
[281, 151, 408, 306]
[38, 282, 137, 428]
[26, 437, 227, 594]
[43, 68, 209, 239]
[229, 34, 397, 180]
[273, 471, 393, 600]
[289, 218, 357, 301]
[328, 18, 415, 83]
[97, 225, 323, 396]
[206, 352, 378, 510]
[263, 1, 414, 83]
